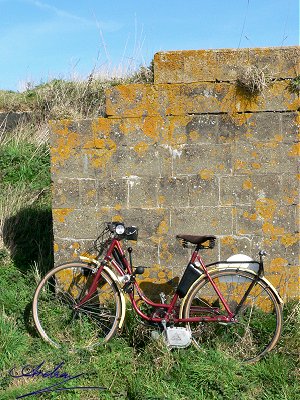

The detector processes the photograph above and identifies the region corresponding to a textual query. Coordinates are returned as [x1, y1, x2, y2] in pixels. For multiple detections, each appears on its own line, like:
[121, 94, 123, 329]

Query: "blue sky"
[0, 0, 299, 91]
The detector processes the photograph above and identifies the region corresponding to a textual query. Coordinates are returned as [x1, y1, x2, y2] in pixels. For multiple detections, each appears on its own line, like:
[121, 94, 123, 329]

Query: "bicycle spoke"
[33, 264, 121, 350]
[184, 269, 282, 362]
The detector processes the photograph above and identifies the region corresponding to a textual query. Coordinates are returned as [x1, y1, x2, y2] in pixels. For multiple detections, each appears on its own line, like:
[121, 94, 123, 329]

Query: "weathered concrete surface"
[154, 46, 300, 84]
[0, 112, 31, 133]
[51, 47, 300, 300]
[105, 81, 299, 118]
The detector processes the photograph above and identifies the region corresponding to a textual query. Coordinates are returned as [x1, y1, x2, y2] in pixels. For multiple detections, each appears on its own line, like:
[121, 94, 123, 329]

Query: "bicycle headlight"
[115, 224, 125, 235]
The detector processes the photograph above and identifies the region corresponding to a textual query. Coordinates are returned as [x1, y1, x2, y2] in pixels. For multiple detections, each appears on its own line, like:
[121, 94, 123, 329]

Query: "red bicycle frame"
[76, 238, 235, 324]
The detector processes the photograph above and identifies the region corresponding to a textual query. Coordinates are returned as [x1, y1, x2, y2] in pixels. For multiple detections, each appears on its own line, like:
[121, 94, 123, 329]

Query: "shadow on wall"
[139, 276, 180, 302]
[3, 206, 54, 274]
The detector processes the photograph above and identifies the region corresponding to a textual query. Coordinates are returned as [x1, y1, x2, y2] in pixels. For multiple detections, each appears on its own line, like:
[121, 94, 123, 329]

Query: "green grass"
[0, 260, 299, 399]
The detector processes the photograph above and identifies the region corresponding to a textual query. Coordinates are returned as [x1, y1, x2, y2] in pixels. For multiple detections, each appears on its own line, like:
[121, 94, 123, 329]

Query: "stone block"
[51, 178, 80, 208]
[128, 177, 158, 208]
[52, 208, 99, 240]
[236, 202, 296, 236]
[218, 114, 248, 143]
[252, 234, 299, 269]
[79, 179, 98, 208]
[220, 174, 282, 206]
[157, 177, 189, 208]
[53, 237, 94, 264]
[170, 206, 233, 236]
[172, 143, 233, 177]
[106, 81, 298, 118]
[183, 115, 219, 144]
[188, 175, 219, 207]
[110, 146, 161, 178]
[154, 47, 300, 84]
[97, 178, 128, 209]
[281, 174, 299, 206]
[219, 235, 253, 260]
[244, 112, 282, 142]
[111, 207, 171, 240]
[233, 141, 297, 175]
[281, 111, 300, 142]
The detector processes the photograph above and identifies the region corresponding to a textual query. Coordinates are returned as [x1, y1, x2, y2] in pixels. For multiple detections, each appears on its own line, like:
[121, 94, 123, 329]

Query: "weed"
[236, 65, 274, 95]
[289, 75, 300, 94]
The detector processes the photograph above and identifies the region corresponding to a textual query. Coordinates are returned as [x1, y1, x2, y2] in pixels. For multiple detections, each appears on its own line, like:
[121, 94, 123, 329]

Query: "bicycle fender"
[102, 266, 127, 330]
[79, 256, 127, 330]
[179, 267, 283, 319]
[213, 266, 283, 305]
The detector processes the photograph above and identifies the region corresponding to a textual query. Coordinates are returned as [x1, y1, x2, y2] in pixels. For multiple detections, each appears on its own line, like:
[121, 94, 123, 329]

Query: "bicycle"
[32, 222, 283, 363]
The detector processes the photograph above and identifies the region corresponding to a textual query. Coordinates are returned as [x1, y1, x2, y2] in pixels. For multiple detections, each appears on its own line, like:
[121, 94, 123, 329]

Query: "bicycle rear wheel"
[183, 269, 282, 362]
[33, 262, 121, 350]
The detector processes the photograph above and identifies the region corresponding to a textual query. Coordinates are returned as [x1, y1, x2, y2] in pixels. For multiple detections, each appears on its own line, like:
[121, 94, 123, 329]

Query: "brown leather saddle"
[176, 234, 216, 248]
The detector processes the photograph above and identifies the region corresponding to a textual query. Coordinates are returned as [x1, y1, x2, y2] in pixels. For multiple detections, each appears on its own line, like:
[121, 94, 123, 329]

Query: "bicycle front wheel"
[33, 262, 121, 350]
[183, 269, 282, 362]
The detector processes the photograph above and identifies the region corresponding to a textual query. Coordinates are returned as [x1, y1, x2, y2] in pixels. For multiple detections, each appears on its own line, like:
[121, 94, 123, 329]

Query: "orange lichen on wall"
[50, 120, 80, 166]
[52, 208, 74, 223]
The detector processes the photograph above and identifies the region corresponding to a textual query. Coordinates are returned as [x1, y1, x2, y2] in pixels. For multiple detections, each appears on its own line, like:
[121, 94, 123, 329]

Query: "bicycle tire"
[183, 269, 282, 363]
[33, 262, 122, 350]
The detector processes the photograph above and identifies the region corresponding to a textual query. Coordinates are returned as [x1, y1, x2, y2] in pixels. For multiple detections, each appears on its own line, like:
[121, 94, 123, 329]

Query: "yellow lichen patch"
[280, 233, 299, 248]
[189, 130, 200, 142]
[133, 141, 149, 156]
[86, 137, 117, 169]
[114, 204, 122, 211]
[112, 215, 123, 222]
[231, 112, 252, 126]
[82, 140, 94, 149]
[53, 243, 59, 252]
[72, 242, 80, 250]
[255, 198, 276, 220]
[157, 219, 169, 235]
[199, 169, 214, 180]
[251, 162, 261, 169]
[288, 143, 300, 157]
[116, 84, 141, 104]
[262, 222, 285, 236]
[141, 116, 165, 142]
[87, 189, 96, 199]
[167, 270, 173, 279]
[234, 159, 247, 170]
[270, 257, 289, 269]
[242, 179, 253, 190]
[287, 97, 300, 111]
[243, 211, 257, 221]
[158, 195, 166, 206]
[274, 134, 283, 143]
[91, 118, 113, 136]
[283, 194, 297, 205]
[49, 119, 72, 136]
[51, 131, 80, 165]
[160, 242, 173, 263]
[166, 116, 188, 145]
[52, 208, 74, 223]
[221, 236, 235, 246]
[158, 271, 166, 279]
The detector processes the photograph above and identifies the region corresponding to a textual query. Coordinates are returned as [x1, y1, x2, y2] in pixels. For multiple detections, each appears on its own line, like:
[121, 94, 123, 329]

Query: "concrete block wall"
[50, 46, 299, 299]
